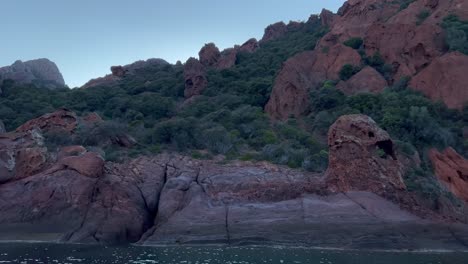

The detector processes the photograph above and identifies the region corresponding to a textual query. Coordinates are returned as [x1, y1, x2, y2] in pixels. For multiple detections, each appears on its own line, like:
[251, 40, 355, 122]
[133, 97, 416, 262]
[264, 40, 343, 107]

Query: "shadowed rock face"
[0, 59, 65, 88]
[336, 66, 387, 95]
[1, 110, 468, 249]
[430, 148, 468, 202]
[184, 58, 207, 98]
[265, 44, 361, 119]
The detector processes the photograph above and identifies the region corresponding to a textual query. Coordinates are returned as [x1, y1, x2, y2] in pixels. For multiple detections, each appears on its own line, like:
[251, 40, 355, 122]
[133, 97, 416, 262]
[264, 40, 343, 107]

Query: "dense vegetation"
[0, 14, 467, 195]
[442, 15, 468, 55]
[0, 19, 331, 172]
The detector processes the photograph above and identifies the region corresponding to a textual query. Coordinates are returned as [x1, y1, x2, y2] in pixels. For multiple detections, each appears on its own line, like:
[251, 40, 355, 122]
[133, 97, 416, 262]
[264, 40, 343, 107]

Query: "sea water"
[0, 243, 467, 264]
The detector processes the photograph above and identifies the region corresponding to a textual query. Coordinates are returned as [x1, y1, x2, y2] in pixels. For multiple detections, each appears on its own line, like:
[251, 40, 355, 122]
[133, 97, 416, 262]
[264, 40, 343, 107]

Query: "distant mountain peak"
[0, 58, 65, 89]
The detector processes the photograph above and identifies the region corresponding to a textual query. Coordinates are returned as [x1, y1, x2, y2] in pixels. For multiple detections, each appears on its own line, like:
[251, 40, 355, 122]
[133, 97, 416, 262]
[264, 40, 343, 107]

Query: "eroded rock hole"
[368, 131, 375, 138]
[376, 140, 397, 160]
[458, 170, 468, 181]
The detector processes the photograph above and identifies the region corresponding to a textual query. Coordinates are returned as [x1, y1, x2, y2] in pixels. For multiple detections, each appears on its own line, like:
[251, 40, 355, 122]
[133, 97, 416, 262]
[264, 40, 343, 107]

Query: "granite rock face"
[0, 59, 65, 89]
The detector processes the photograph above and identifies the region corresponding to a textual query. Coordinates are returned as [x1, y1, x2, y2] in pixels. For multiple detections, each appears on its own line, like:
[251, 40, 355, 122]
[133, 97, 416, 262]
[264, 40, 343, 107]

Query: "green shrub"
[343, 37, 364, 49]
[398, 0, 416, 11]
[416, 9, 430, 25]
[339, 64, 361, 81]
[442, 15, 468, 55]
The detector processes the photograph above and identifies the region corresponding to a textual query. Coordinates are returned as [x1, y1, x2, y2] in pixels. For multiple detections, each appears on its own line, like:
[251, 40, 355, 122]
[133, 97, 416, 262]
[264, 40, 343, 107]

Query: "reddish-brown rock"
[266, 44, 361, 119]
[239, 38, 259, 53]
[336, 66, 387, 95]
[320, 9, 337, 28]
[58, 145, 87, 160]
[430, 148, 468, 202]
[325, 114, 406, 196]
[261, 22, 288, 43]
[60, 152, 105, 178]
[216, 48, 238, 70]
[110, 66, 126, 77]
[16, 109, 78, 133]
[82, 112, 103, 124]
[184, 58, 207, 98]
[199, 43, 221, 67]
[410, 52, 468, 109]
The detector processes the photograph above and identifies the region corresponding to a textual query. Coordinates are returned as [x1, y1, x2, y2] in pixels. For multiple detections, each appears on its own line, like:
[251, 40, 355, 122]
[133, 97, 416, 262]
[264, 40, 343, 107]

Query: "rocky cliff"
[0, 59, 65, 89]
[266, 0, 468, 119]
[1, 110, 467, 249]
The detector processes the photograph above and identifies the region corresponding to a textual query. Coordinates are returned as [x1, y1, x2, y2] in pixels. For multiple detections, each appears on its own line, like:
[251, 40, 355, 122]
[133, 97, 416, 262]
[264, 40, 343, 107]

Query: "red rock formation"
[336, 66, 387, 95]
[410, 52, 468, 109]
[216, 48, 238, 70]
[320, 9, 337, 28]
[325, 114, 406, 196]
[314, 0, 468, 109]
[60, 152, 104, 178]
[266, 44, 361, 119]
[261, 22, 288, 43]
[239, 38, 259, 53]
[199, 43, 221, 67]
[16, 109, 78, 133]
[184, 58, 207, 98]
[110, 66, 126, 77]
[430, 148, 468, 202]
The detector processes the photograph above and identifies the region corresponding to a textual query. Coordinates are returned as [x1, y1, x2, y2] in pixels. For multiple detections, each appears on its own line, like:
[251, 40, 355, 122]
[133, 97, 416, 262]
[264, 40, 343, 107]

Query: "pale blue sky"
[0, 0, 345, 87]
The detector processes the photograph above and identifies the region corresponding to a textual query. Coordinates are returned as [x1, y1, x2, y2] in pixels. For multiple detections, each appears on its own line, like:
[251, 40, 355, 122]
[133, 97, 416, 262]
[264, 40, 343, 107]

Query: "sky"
[0, 0, 346, 88]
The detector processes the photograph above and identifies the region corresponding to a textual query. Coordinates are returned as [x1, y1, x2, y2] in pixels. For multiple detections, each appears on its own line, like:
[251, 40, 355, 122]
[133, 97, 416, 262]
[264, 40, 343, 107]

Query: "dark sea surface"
[0, 243, 467, 264]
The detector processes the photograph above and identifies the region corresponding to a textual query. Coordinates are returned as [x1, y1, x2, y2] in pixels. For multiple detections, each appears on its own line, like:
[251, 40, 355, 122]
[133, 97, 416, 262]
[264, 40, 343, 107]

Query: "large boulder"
[410, 52, 468, 109]
[16, 109, 78, 134]
[265, 44, 361, 119]
[199, 43, 221, 67]
[325, 114, 406, 196]
[430, 148, 468, 202]
[336, 66, 387, 95]
[183, 58, 207, 98]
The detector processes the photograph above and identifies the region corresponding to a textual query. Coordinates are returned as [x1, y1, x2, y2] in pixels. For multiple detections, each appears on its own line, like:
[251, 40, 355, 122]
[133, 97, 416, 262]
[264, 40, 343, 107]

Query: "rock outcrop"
[261, 22, 288, 43]
[325, 114, 406, 196]
[199, 43, 221, 67]
[265, 44, 361, 119]
[184, 58, 207, 98]
[266, 0, 468, 118]
[336, 66, 387, 95]
[320, 9, 337, 28]
[0, 59, 65, 89]
[410, 52, 468, 109]
[82, 59, 169, 89]
[430, 148, 468, 202]
[16, 109, 78, 134]
[1, 111, 468, 249]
